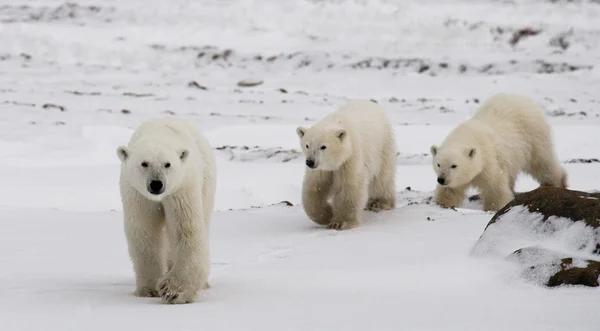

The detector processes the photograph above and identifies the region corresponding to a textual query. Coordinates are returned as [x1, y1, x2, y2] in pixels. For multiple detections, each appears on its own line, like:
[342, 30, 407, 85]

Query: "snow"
[1, 0, 600, 330]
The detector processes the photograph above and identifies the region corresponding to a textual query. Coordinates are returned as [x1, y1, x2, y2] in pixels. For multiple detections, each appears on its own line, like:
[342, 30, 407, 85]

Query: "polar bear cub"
[116, 118, 216, 304]
[296, 100, 397, 230]
[430, 93, 567, 211]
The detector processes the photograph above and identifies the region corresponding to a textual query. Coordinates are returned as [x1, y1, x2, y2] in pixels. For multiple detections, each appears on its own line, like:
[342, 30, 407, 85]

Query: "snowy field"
[1, 0, 600, 330]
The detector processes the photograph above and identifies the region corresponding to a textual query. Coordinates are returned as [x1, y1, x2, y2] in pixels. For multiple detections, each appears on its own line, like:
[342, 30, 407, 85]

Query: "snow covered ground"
[1, 0, 600, 330]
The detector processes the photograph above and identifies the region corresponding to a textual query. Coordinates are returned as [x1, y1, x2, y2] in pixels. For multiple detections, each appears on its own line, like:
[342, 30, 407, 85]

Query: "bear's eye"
[164, 162, 171, 168]
[305, 144, 309, 149]
[141, 162, 149, 168]
[437, 163, 440, 167]
[451, 164, 457, 169]
[320, 145, 326, 150]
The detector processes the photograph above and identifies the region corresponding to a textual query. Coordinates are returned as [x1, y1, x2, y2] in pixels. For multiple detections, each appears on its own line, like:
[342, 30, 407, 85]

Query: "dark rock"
[418, 64, 430, 73]
[274, 201, 294, 207]
[485, 186, 600, 231]
[548, 258, 600, 287]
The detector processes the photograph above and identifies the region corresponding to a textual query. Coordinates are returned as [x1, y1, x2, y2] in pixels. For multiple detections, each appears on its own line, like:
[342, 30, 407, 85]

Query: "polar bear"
[430, 93, 567, 211]
[116, 118, 216, 304]
[296, 99, 397, 230]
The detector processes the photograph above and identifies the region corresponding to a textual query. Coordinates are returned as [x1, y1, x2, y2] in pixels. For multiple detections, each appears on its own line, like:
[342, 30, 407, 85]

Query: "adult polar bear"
[431, 93, 567, 211]
[117, 118, 216, 304]
[296, 100, 397, 230]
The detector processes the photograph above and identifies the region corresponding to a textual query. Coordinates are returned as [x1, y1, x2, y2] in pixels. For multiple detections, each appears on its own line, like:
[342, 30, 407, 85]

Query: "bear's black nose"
[149, 180, 164, 194]
[305, 159, 316, 168]
[437, 177, 445, 185]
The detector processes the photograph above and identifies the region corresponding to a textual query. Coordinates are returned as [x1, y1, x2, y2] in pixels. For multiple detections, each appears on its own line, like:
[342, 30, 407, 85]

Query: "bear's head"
[430, 144, 482, 188]
[296, 125, 352, 171]
[116, 143, 189, 201]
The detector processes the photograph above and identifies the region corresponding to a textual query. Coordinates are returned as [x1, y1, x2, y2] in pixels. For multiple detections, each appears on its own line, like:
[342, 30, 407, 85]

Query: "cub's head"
[430, 145, 482, 188]
[116, 143, 189, 201]
[296, 125, 352, 171]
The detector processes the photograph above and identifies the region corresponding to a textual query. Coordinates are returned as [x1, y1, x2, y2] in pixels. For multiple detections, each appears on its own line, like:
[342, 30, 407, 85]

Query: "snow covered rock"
[471, 186, 600, 287]
[508, 246, 600, 287]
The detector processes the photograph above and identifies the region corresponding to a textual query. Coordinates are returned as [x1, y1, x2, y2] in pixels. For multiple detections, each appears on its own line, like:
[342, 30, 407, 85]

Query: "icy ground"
[1, 0, 600, 330]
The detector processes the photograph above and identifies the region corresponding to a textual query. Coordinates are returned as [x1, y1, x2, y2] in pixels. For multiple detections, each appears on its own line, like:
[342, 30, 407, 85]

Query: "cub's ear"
[296, 127, 307, 138]
[468, 148, 476, 158]
[179, 149, 189, 162]
[336, 129, 346, 140]
[430, 145, 438, 156]
[116, 146, 128, 162]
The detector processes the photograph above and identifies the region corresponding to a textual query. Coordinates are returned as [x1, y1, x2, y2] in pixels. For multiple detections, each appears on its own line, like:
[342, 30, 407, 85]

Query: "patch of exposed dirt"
[565, 158, 600, 164]
[0, 3, 115, 23]
[150, 45, 594, 75]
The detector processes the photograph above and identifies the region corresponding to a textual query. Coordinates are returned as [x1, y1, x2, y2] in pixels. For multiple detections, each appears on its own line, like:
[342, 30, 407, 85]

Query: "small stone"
[42, 103, 65, 111]
[238, 80, 264, 88]
[187, 81, 208, 90]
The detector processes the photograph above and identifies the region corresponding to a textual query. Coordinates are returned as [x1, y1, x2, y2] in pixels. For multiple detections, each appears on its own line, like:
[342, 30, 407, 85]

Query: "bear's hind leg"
[508, 172, 518, 194]
[528, 147, 568, 188]
[366, 166, 396, 213]
[302, 170, 334, 225]
[367, 140, 397, 212]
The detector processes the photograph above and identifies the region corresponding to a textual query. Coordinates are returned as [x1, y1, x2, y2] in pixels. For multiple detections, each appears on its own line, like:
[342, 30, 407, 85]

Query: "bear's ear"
[430, 145, 437, 156]
[468, 148, 476, 158]
[116, 146, 128, 162]
[336, 129, 346, 140]
[296, 127, 306, 138]
[179, 149, 189, 162]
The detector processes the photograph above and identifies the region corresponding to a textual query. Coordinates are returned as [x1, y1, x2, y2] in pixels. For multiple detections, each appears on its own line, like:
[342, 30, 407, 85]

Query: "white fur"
[117, 118, 216, 304]
[430, 93, 567, 211]
[296, 100, 397, 230]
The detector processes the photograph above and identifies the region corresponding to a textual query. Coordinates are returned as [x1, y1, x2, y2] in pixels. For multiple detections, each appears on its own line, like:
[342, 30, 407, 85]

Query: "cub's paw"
[307, 205, 334, 226]
[157, 274, 196, 304]
[134, 287, 159, 298]
[327, 220, 359, 231]
[366, 199, 394, 212]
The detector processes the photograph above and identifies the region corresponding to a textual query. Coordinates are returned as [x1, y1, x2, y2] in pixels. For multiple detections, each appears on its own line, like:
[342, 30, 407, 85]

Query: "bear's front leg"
[479, 178, 514, 212]
[301, 170, 334, 226]
[433, 184, 466, 209]
[159, 191, 209, 304]
[122, 190, 167, 298]
[329, 177, 368, 230]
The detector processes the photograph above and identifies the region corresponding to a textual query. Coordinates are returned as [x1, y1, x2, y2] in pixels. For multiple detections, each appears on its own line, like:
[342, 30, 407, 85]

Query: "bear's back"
[320, 100, 392, 138]
[473, 93, 545, 128]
